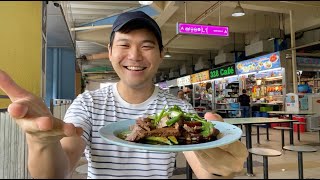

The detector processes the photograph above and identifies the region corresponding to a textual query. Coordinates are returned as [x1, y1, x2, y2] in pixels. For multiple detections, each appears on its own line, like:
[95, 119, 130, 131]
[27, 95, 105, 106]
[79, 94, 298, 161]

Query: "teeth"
[126, 66, 144, 71]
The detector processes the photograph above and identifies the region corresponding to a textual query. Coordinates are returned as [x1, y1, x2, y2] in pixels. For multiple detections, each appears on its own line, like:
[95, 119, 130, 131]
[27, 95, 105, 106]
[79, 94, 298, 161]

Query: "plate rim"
[98, 120, 242, 152]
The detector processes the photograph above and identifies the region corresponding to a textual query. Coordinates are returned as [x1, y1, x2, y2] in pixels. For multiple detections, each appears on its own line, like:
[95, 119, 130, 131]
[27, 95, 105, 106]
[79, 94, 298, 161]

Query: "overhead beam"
[153, 1, 179, 28]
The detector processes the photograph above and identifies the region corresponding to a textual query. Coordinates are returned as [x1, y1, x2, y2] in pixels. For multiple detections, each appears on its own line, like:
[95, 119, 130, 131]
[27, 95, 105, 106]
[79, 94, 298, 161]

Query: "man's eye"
[142, 45, 154, 49]
[118, 44, 129, 47]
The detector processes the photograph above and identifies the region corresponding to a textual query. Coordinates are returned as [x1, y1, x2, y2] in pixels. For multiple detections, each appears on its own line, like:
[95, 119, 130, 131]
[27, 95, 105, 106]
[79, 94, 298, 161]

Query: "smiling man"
[0, 11, 247, 179]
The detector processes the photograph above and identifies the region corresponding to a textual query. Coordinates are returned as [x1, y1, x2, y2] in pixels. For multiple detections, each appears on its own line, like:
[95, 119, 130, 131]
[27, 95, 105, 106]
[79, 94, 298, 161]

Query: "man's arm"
[0, 70, 84, 178]
[27, 134, 86, 178]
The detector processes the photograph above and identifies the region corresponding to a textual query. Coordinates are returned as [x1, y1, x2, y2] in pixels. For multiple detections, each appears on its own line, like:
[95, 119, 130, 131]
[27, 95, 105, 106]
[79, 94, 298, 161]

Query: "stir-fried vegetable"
[151, 105, 215, 137]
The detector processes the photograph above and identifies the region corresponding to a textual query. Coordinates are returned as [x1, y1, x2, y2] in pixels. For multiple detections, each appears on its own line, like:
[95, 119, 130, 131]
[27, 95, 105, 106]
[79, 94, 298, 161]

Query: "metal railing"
[50, 99, 73, 120]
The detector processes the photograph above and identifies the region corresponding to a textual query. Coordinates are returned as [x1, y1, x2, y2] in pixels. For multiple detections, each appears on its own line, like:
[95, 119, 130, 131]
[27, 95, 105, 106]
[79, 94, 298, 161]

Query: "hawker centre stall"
[235, 51, 294, 116]
[209, 64, 240, 118]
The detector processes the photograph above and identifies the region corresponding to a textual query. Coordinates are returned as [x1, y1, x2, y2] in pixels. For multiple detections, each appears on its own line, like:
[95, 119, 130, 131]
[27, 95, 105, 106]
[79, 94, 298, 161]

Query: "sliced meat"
[136, 117, 153, 131]
[147, 127, 180, 137]
[125, 124, 148, 141]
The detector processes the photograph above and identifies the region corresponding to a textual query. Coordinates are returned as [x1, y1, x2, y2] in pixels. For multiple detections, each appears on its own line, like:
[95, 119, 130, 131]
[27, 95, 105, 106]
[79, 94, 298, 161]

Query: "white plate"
[99, 120, 242, 152]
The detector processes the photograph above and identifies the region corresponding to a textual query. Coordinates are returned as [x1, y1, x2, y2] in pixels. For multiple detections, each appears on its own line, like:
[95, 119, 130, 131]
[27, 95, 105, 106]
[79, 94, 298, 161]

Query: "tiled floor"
[72, 127, 320, 179]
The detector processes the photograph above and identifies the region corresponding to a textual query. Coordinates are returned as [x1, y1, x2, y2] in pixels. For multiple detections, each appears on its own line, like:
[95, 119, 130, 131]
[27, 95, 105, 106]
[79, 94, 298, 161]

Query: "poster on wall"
[285, 93, 299, 112]
[235, 52, 281, 75]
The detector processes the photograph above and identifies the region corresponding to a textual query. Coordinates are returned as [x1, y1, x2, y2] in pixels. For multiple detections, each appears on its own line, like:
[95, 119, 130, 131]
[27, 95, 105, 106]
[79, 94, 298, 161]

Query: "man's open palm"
[0, 70, 82, 143]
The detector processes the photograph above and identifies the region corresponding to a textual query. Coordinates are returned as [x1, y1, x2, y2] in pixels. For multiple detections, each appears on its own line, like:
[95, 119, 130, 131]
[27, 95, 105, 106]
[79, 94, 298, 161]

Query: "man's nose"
[127, 47, 142, 60]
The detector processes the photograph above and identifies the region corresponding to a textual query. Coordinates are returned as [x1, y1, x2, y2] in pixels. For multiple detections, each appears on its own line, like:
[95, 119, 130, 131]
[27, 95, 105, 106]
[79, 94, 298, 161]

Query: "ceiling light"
[139, 1, 153, 6]
[164, 52, 171, 58]
[164, 48, 171, 58]
[232, 1, 245, 17]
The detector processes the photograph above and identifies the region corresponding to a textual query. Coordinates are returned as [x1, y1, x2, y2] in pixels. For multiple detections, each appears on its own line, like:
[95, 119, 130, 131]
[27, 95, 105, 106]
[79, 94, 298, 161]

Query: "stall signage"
[297, 57, 320, 65]
[166, 79, 177, 87]
[177, 75, 191, 86]
[191, 70, 209, 83]
[177, 23, 229, 37]
[158, 81, 168, 89]
[209, 64, 236, 79]
[235, 51, 281, 75]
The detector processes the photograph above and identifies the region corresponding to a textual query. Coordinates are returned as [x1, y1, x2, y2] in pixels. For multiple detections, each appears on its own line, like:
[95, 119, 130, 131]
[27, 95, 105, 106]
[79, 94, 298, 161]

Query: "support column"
[289, 10, 297, 94]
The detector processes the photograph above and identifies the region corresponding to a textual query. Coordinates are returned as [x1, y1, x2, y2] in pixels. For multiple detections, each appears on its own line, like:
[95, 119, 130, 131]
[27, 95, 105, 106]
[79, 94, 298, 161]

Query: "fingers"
[218, 141, 248, 162]
[8, 102, 28, 119]
[193, 148, 244, 176]
[0, 69, 30, 101]
[204, 112, 223, 122]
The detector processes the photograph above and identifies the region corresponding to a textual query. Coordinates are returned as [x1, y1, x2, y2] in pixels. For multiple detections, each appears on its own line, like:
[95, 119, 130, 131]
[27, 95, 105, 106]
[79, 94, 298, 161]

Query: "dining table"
[223, 117, 299, 176]
[215, 108, 242, 118]
[267, 111, 316, 146]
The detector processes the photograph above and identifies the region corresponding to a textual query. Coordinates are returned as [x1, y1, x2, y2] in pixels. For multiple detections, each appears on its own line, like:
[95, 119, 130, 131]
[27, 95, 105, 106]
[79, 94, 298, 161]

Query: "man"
[177, 89, 187, 102]
[0, 11, 247, 179]
[239, 89, 251, 118]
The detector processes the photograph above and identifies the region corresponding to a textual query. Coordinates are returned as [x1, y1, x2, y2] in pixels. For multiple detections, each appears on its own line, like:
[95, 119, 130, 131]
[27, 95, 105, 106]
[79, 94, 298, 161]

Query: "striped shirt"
[64, 83, 195, 179]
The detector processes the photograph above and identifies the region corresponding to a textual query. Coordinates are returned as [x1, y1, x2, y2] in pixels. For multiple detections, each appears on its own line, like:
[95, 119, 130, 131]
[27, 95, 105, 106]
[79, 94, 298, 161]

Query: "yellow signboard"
[191, 70, 209, 83]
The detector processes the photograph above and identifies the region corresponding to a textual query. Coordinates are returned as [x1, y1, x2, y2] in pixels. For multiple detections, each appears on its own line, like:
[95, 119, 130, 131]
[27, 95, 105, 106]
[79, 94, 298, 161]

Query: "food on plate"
[258, 61, 264, 66]
[269, 54, 278, 63]
[264, 61, 272, 69]
[237, 63, 243, 70]
[118, 105, 220, 145]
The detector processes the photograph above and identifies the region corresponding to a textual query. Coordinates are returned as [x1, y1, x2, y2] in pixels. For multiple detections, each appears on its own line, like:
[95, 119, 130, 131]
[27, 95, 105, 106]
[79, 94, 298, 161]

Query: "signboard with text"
[177, 75, 191, 87]
[235, 51, 281, 75]
[177, 23, 229, 37]
[209, 64, 236, 80]
[191, 70, 209, 84]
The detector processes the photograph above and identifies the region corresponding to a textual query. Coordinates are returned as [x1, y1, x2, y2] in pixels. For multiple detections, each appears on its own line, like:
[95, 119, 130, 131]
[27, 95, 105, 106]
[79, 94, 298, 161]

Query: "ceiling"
[56, 1, 320, 81]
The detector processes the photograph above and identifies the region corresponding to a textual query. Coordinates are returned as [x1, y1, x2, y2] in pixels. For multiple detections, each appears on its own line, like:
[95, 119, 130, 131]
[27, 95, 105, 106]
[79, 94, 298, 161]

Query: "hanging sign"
[191, 70, 209, 84]
[235, 51, 281, 75]
[209, 64, 236, 79]
[177, 23, 229, 37]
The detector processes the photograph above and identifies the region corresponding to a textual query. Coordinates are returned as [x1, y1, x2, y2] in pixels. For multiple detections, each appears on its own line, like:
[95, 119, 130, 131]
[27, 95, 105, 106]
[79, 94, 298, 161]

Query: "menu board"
[209, 64, 236, 80]
[190, 70, 209, 84]
[235, 52, 281, 75]
[177, 75, 191, 87]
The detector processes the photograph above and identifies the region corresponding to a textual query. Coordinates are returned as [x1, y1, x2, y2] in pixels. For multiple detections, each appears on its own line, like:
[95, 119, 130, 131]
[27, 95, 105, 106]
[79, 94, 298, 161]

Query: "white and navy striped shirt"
[64, 83, 195, 179]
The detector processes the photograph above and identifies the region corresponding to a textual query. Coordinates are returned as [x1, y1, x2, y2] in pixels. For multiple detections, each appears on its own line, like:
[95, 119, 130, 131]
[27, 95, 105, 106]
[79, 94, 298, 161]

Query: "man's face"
[108, 29, 163, 89]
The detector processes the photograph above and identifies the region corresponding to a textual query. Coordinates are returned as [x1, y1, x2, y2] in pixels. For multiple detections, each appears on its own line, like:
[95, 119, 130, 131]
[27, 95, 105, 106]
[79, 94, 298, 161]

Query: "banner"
[235, 52, 281, 75]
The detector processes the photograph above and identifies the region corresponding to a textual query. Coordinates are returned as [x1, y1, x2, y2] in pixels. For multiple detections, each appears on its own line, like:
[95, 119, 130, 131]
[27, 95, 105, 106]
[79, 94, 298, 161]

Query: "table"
[215, 109, 242, 118]
[224, 117, 298, 176]
[268, 111, 315, 146]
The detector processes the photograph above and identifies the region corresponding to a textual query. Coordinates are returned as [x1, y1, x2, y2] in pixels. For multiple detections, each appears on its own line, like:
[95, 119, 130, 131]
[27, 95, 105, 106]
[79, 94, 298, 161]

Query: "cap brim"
[113, 17, 156, 32]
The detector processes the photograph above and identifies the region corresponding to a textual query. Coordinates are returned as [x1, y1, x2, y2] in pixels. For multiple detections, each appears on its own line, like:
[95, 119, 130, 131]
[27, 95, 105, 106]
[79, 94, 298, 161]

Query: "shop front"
[190, 70, 212, 114]
[209, 64, 240, 118]
[235, 51, 287, 117]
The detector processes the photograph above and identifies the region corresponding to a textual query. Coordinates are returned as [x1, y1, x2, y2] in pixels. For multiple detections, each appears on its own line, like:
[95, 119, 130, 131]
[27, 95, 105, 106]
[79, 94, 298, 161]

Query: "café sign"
[209, 64, 236, 79]
[177, 23, 229, 37]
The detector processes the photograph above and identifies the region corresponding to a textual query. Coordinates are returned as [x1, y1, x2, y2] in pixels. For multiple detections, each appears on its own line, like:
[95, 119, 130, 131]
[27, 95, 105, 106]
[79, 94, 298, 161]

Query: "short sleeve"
[64, 93, 92, 145]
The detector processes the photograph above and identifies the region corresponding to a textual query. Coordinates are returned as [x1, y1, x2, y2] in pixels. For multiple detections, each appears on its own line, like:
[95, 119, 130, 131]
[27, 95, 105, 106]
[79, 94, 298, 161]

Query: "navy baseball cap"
[110, 11, 163, 48]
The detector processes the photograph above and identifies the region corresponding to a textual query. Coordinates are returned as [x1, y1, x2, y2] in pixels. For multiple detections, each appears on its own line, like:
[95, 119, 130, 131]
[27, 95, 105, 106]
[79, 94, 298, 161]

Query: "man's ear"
[160, 50, 164, 63]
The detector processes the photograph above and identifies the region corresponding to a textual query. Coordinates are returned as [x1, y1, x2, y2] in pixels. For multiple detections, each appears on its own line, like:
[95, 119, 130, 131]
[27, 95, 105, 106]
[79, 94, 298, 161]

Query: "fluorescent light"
[232, 1, 245, 17]
[258, 67, 282, 73]
[139, 1, 153, 6]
